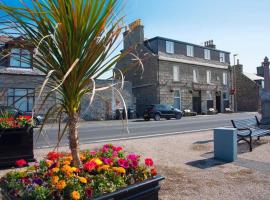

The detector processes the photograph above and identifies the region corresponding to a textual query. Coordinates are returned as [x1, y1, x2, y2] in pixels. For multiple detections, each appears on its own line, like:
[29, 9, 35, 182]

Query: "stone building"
[0, 36, 55, 116]
[234, 61, 262, 112]
[81, 80, 133, 120]
[116, 20, 232, 116]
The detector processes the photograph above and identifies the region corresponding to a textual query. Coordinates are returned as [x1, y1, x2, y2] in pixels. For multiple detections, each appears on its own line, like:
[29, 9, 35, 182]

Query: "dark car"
[0, 105, 44, 126]
[143, 104, 183, 121]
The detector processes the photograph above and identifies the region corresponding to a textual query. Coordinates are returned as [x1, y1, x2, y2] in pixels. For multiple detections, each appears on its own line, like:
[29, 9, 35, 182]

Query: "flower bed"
[0, 144, 163, 200]
[0, 116, 32, 129]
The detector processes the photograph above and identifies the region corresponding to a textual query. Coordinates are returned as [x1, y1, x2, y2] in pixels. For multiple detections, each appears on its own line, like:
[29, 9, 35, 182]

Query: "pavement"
[34, 112, 258, 148]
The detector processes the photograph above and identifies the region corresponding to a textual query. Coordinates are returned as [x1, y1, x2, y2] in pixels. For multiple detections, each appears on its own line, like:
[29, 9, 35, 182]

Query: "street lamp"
[233, 54, 238, 112]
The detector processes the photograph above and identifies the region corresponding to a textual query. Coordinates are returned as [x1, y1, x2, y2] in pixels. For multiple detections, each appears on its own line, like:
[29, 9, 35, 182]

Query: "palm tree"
[0, 0, 123, 167]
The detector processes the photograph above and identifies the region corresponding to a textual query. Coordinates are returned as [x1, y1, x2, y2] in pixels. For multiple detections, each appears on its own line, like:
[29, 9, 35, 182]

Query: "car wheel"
[166, 117, 171, 120]
[33, 117, 40, 127]
[144, 117, 150, 121]
[154, 114, 160, 121]
[175, 113, 182, 120]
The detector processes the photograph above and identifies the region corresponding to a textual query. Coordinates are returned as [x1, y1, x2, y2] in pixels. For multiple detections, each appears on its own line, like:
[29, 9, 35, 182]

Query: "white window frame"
[166, 41, 174, 54]
[207, 70, 211, 84]
[206, 91, 213, 100]
[223, 72, 228, 85]
[173, 66, 180, 82]
[186, 45, 194, 57]
[220, 52, 225, 63]
[193, 69, 198, 83]
[204, 49, 211, 60]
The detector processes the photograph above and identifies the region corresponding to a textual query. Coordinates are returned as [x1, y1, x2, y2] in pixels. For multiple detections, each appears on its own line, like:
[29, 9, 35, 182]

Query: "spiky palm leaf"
[0, 0, 123, 166]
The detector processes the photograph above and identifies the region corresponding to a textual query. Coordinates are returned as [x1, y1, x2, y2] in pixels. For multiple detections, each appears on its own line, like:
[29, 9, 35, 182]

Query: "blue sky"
[1, 0, 269, 75]
[123, 0, 270, 73]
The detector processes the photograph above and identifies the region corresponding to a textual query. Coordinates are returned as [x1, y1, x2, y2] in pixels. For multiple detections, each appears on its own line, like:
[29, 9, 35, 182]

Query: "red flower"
[150, 168, 157, 176]
[83, 161, 97, 171]
[85, 187, 93, 198]
[145, 158, 154, 167]
[47, 152, 62, 161]
[15, 159, 27, 167]
[18, 115, 32, 120]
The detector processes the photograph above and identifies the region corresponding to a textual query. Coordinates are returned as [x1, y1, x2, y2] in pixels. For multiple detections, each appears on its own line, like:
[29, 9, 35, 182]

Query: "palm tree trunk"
[68, 112, 82, 167]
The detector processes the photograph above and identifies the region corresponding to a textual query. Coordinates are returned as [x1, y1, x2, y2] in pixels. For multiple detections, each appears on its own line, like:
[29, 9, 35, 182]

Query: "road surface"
[34, 112, 258, 148]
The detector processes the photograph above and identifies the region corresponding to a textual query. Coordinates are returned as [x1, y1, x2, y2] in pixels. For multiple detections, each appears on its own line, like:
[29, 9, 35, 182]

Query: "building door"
[192, 90, 201, 114]
[173, 90, 181, 110]
[216, 92, 221, 113]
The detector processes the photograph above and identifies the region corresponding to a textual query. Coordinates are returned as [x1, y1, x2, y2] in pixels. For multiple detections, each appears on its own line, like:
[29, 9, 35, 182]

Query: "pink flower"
[15, 159, 27, 167]
[89, 151, 97, 156]
[130, 160, 138, 168]
[117, 159, 129, 168]
[112, 146, 123, 152]
[127, 154, 139, 161]
[145, 158, 154, 167]
[102, 157, 113, 165]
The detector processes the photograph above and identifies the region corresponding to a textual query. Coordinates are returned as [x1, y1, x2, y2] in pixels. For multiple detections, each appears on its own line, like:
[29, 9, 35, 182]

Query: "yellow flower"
[51, 167, 60, 173]
[71, 167, 78, 172]
[19, 171, 27, 178]
[27, 166, 36, 171]
[52, 176, 59, 185]
[56, 180, 67, 190]
[61, 165, 73, 174]
[71, 191, 80, 200]
[112, 167, 126, 174]
[98, 165, 110, 171]
[78, 176, 87, 184]
[91, 158, 103, 166]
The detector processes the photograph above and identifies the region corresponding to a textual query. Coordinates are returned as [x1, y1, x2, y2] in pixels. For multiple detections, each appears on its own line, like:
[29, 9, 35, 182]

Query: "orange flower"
[71, 191, 80, 200]
[51, 167, 59, 173]
[56, 180, 66, 190]
[91, 158, 103, 166]
[63, 160, 71, 165]
[46, 160, 53, 167]
[98, 165, 110, 171]
[80, 154, 86, 161]
[112, 167, 126, 174]
[52, 176, 59, 185]
[61, 165, 73, 174]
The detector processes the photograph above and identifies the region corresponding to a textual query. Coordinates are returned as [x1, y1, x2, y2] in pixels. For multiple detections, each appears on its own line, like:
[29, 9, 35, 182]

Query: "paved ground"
[1, 129, 270, 200]
[35, 112, 258, 148]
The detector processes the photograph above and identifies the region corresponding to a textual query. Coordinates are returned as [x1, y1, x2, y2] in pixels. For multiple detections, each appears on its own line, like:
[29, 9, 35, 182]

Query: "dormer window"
[10, 48, 31, 68]
[166, 41, 174, 54]
[220, 52, 225, 63]
[204, 49, 211, 60]
[187, 45, 194, 57]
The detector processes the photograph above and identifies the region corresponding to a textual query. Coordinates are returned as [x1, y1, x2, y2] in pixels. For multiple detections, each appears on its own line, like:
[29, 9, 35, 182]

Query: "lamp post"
[233, 54, 238, 112]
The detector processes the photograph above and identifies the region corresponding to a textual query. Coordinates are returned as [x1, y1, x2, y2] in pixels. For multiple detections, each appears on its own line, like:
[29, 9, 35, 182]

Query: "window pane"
[15, 97, 27, 111]
[21, 54, 31, 68]
[193, 69, 198, 82]
[21, 49, 30, 55]
[174, 90, 180, 97]
[187, 45, 194, 57]
[11, 48, 20, 54]
[10, 54, 20, 67]
[28, 97, 34, 111]
[7, 89, 14, 96]
[173, 66, 179, 81]
[166, 41, 174, 54]
[15, 89, 27, 96]
[7, 97, 13, 106]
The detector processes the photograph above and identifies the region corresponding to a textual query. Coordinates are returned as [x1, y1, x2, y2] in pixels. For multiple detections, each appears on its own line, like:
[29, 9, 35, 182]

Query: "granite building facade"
[116, 20, 232, 116]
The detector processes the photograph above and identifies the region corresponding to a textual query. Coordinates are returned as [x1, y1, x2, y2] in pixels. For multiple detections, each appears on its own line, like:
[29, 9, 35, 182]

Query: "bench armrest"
[237, 127, 252, 137]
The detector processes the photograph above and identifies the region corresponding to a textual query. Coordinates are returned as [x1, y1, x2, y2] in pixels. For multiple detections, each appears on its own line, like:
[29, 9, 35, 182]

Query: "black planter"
[1, 175, 164, 200]
[95, 175, 164, 200]
[0, 127, 34, 167]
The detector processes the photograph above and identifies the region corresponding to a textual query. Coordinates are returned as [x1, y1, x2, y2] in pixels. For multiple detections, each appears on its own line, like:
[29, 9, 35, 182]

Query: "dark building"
[116, 20, 232, 116]
[235, 61, 262, 112]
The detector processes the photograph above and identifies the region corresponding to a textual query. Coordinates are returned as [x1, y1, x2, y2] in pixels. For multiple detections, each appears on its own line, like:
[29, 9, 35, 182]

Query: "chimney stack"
[123, 19, 144, 49]
[204, 40, 216, 49]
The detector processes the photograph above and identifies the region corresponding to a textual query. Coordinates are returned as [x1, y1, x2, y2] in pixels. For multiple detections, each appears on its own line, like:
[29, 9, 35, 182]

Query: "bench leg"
[249, 135, 252, 152]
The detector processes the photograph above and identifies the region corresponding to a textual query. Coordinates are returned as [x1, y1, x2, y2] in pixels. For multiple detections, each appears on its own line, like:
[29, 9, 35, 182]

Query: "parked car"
[0, 105, 44, 126]
[143, 104, 183, 121]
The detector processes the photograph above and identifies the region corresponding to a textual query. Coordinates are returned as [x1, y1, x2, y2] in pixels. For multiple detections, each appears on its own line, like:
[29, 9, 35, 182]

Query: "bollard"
[214, 128, 237, 162]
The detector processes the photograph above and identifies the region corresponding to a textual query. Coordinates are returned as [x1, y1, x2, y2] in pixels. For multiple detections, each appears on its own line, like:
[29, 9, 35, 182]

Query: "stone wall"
[235, 65, 260, 111]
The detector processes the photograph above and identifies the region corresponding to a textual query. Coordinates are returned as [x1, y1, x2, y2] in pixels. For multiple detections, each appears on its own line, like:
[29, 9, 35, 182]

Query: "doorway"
[216, 92, 221, 113]
[192, 90, 201, 114]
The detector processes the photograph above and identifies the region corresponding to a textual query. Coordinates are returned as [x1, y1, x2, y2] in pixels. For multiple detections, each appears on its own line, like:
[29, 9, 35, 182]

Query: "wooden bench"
[231, 116, 270, 151]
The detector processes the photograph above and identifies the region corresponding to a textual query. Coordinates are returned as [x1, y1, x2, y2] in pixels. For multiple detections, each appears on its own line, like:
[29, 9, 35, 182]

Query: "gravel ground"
[1, 131, 270, 200]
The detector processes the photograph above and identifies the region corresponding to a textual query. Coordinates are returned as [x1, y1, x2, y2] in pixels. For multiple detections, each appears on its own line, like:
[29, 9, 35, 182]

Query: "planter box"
[0, 127, 34, 167]
[1, 175, 164, 200]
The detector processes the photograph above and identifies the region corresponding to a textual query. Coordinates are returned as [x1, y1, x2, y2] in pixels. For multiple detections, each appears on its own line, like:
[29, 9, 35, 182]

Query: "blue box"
[214, 128, 237, 162]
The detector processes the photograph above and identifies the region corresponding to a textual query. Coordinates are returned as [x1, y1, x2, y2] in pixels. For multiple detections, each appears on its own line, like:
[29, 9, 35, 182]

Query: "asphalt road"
[34, 112, 259, 149]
